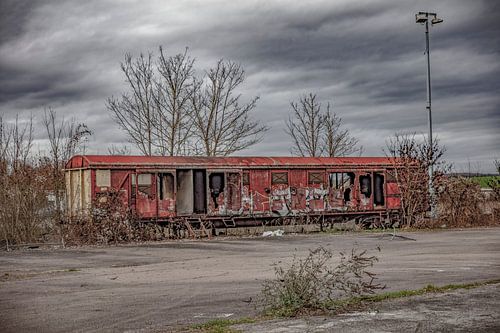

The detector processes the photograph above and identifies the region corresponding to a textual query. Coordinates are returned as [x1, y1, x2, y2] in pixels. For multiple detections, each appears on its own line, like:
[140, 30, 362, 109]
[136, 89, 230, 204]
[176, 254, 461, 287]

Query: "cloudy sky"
[1, 0, 499, 172]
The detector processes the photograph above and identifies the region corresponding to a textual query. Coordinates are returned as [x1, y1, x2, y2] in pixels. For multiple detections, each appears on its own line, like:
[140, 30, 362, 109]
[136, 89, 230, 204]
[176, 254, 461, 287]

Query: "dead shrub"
[436, 176, 499, 227]
[0, 116, 52, 249]
[260, 247, 383, 317]
[385, 132, 447, 227]
[63, 189, 164, 245]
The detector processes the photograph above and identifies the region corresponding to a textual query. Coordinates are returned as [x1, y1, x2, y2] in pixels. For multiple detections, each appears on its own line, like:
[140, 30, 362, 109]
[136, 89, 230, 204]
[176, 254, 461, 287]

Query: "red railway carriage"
[65, 155, 401, 227]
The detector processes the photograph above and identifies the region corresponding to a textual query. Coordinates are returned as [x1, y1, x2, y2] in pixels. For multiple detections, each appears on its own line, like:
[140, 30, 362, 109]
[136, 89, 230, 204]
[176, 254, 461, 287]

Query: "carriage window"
[137, 173, 153, 197]
[329, 172, 354, 189]
[242, 172, 250, 186]
[96, 169, 111, 187]
[271, 172, 288, 185]
[359, 175, 372, 197]
[308, 172, 324, 184]
[158, 173, 174, 200]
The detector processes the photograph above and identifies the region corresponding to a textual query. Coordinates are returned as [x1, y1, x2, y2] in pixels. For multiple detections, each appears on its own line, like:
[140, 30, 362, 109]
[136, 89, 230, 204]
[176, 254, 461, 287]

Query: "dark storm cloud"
[0, 0, 498, 172]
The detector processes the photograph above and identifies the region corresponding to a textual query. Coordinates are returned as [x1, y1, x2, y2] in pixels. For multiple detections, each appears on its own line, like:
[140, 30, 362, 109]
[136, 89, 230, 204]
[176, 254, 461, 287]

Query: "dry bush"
[385, 132, 447, 227]
[63, 189, 165, 245]
[260, 247, 383, 317]
[0, 116, 52, 249]
[429, 176, 499, 228]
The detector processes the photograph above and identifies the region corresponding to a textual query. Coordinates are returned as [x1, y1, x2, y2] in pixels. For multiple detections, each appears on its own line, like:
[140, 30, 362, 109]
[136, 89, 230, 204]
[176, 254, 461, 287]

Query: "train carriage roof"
[65, 155, 399, 170]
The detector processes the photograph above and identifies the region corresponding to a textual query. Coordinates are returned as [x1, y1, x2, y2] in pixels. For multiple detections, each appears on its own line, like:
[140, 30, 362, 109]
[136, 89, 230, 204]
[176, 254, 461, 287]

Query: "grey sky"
[1, 0, 499, 172]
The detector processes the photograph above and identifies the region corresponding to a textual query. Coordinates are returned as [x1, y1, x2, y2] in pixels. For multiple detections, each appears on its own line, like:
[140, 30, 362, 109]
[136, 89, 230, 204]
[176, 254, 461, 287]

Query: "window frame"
[271, 171, 288, 185]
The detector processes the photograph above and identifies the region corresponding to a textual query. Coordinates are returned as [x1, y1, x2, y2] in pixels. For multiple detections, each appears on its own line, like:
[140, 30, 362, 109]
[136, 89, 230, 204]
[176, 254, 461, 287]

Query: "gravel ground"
[0, 227, 499, 332]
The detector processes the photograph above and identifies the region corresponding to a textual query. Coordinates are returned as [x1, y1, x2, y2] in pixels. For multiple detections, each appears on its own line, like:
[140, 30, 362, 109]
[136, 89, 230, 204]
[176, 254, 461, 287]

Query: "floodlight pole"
[416, 11, 442, 219]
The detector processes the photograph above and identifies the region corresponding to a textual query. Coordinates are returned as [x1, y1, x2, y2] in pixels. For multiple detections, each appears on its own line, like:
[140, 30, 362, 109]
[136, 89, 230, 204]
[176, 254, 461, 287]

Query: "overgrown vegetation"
[259, 247, 384, 317]
[187, 279, 500, 332]
[436, 176, 498, 227]
[385, 132, 448, 227]
[0, 112, 92, 249]
[62, 189, 165, 245]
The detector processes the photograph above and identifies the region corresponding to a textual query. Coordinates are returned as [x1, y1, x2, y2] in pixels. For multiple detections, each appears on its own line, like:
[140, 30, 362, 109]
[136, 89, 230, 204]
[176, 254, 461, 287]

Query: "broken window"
[137, 173, 153, 197]
[271, 172, 288, 185]
[158, 173, 174, 200]
[359, 175, 372, 197]
[209, 173, 224, 208]
[96, 169, 111, 187]
[329, 172, 354, 189]
[308, 172, 324, 185]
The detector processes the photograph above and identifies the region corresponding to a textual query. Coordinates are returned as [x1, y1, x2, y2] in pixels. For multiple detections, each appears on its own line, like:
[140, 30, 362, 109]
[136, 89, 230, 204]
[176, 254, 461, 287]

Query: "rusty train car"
[65, 155, 401, 230]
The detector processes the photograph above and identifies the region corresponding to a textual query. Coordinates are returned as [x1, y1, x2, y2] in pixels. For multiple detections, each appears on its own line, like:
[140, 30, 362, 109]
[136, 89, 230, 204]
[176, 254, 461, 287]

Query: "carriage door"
[359, 173, 373, 210]
[226, 172, 242, 214]
[176, 170, 193, 215]
[134, 173, 157, 218]
[157, 172, 175, 218]
[193, 170, 207, 214]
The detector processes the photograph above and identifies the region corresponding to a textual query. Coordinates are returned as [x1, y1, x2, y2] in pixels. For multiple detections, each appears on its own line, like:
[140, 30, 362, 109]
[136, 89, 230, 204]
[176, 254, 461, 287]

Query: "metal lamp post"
[416, 11, 443, 218]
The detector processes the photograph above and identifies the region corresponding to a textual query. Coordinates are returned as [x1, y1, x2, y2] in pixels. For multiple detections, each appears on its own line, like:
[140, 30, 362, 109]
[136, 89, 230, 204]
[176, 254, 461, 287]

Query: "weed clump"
[260, 246, 384, 317]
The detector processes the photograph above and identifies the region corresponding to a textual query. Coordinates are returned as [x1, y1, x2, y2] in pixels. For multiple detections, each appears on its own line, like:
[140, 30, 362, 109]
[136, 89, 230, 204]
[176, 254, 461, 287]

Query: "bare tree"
[0, 116, 47, 247]
[43, 108, 92, 246]
[107, 53, 156, 155]
[286, 94, 361, 157]
[191, 59, 267, 156]
[107, 48, 203, 156]
[384, 132, 447, 227]
[286, 93, 324, 157]
[153, 47, 196, 155]
[323, 105, 362, 157]
[107, 144, 131, 155]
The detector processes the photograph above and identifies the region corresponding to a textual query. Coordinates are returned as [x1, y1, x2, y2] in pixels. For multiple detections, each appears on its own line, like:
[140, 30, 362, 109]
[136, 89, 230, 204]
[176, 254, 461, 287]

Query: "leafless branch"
[191, 59, 268, 156]
[286, 94, 361, 157]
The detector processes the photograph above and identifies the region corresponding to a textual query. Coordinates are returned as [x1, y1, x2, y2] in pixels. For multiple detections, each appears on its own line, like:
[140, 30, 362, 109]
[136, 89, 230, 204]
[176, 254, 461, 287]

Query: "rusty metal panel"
[305, 170, 327, 212]
[66, 155, 401, 170]
[386, 181, 401, 209]
[289, 170, 307, 211]
[226, 173, 242, 214]
[249, 170, 270, 213]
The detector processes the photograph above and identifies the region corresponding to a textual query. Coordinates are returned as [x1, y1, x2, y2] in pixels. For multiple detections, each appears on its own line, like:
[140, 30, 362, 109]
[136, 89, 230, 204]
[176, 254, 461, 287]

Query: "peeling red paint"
[65, 155, 402, 221]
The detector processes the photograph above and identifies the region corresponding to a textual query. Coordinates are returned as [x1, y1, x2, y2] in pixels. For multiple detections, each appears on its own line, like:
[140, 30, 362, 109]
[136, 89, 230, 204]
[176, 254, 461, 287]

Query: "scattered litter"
[262, 229, 284, 237]
[216, 313, 234, 318]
